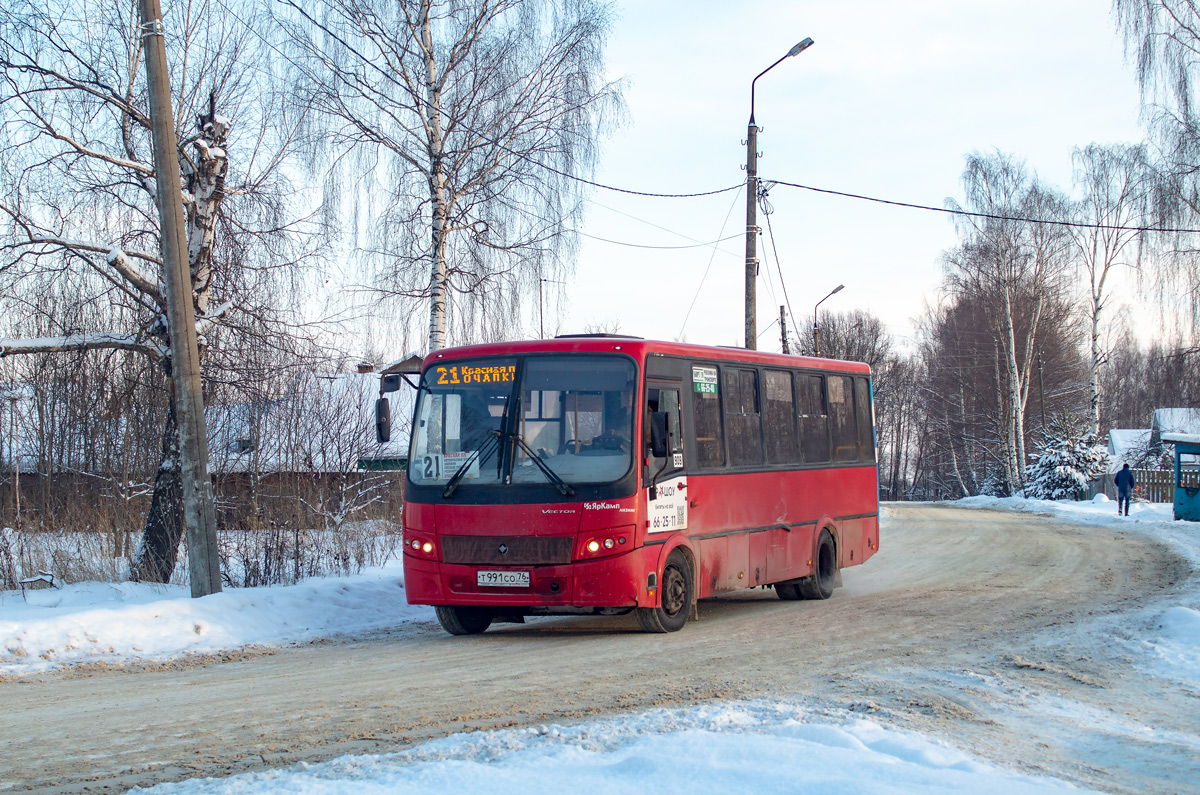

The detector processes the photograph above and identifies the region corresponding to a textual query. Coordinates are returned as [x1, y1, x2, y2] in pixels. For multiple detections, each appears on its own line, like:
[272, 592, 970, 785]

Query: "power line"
[764, 178, 1200, 234]
[577, 231, 741, 250]
[678, 185, 745, 340]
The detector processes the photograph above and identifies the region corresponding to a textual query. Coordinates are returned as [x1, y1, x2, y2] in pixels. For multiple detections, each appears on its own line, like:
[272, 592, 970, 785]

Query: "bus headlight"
[403, 532, 438, 559]
[576, 526, 634, 561]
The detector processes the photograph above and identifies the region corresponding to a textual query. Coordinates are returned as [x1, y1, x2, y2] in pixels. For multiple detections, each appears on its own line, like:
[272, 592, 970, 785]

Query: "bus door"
[644, 381, 687, 536]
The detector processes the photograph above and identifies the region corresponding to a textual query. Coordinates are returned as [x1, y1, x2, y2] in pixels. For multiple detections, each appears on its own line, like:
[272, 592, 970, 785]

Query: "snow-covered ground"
[0, 564, 430, 676]
[130, 701, 1098, 795]
[3, 497, 1198, 793]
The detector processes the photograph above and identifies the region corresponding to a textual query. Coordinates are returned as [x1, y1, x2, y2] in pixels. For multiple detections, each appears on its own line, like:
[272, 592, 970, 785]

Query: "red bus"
[383, 335, 879, 634]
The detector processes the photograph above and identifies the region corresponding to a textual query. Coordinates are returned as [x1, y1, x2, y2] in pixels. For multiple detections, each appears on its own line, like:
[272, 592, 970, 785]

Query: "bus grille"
[441, 535, 574, 565]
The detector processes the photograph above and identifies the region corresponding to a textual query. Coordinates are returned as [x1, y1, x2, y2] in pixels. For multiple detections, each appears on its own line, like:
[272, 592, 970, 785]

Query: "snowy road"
[4, 503, 1196, 794]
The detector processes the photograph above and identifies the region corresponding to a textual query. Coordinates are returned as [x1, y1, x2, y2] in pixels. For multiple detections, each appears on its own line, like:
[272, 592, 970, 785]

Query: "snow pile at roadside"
[1155, 606, 1200, 683]
[0, 562, 431, 676]
[132, 702, 1096, 795]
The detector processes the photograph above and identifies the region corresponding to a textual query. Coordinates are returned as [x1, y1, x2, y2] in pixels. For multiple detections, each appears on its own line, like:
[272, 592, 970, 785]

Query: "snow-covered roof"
[1162, 432, 1200, 446]
[1152, 408, 1200, 436]
[381, 351, 425, 374]
[1107, 429, 1151, 472]
[1108, 429, 1150, 455]
[208, 371, 411, 475]
[1, 372, 412, 477]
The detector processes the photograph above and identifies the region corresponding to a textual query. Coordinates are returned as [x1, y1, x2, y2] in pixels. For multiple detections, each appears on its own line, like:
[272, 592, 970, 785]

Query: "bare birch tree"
[276, 0, 622, 350]
[0, 0, 309, 581]
[945, 152, 1073, 491]
[1068, 143, 1152, 436]
[1114, 0, 1200, 320]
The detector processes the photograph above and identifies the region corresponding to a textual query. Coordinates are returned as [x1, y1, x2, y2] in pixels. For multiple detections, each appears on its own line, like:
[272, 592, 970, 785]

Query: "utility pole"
[1038, 351, 1046, 431]
[139, 0, 222, 597]
[744, 119, 759, 350]
[745, 38, 813, 351]
[779, 305, 789, 354]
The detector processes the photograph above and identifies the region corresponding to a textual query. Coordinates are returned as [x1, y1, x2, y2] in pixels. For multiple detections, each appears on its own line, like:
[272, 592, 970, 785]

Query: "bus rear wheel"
[798, 529, 838, 600]
[774, 582, 802, 600]
[435, 605, 493, 635]
[636, 549, 693, 633]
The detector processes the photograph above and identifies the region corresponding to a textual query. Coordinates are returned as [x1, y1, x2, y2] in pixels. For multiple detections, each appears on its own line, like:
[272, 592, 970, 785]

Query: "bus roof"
[422, 337, 871, 375]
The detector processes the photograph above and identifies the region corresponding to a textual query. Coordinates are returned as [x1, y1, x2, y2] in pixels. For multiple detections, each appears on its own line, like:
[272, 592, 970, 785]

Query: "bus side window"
[797, 374, 830, 464]
[724, 368, 763, 467]
[855, 377, 875, 462]
[691, 365, 724, 467]
[764, 369, 799, 464]
[645, 387, 683, 475]
[829, 375, 858, 462]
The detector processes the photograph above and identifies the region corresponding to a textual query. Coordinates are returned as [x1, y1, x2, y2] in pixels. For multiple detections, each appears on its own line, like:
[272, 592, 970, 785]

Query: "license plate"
[476, 570, 530, 587]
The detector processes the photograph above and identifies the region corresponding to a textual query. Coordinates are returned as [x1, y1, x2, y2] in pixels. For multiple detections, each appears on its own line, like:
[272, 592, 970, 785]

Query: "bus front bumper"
[404, 547, 657, 608]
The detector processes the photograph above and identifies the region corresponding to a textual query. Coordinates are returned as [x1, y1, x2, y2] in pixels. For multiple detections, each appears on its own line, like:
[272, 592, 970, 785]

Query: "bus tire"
[435, 605, 493, 635]
[798, 529, 838, 600]
[636, 549, 693, 633]
[775, 582, 803, 600]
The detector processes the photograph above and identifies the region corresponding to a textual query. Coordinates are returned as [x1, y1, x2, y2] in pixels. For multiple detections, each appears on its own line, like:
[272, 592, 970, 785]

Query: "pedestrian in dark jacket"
[1114, 464, 1136, 516]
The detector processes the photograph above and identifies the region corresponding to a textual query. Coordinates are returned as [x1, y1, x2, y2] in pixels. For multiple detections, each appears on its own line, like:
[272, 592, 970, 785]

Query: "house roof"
[208, 371, 411, 475]
[1152, 408, 1200, 436]
[1107, 428, 1152, 473]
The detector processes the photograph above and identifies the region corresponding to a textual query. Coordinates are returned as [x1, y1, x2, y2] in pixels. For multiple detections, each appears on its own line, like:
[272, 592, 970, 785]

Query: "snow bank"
[131, 702, 1095, 795]
[1151, 606, 1200, 685]
[0, 562, 432, 676]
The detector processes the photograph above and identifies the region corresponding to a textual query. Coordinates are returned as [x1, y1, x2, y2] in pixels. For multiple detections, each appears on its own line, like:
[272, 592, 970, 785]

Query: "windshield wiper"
[441, 431, 499, 499]
[442, 393, 512, 498]
[511, 435, 575, 497]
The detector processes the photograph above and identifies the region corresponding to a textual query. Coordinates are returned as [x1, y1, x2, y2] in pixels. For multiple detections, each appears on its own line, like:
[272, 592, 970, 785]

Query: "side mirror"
[375, 397, 391, 443]
[649, 411, 669, 458]
[380, 373, 402, 393]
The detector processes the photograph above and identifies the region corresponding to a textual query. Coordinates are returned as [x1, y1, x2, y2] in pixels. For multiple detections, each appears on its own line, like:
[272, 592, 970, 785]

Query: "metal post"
[780, 305, 789, 354]
[744, 121, 758, 350]
[813, 284, 844, 359]
[1038, 351, 1046, 430]
[139, 0, 222, 597]
[813, 312, 820, 357]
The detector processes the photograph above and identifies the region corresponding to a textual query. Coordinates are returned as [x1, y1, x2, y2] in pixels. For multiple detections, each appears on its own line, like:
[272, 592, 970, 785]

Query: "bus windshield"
[409, 355, 636, 490]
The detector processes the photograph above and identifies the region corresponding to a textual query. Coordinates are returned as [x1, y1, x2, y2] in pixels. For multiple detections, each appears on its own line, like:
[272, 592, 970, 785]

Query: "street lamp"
[813, 283, 843, 357]
[745, 37, 814, 350]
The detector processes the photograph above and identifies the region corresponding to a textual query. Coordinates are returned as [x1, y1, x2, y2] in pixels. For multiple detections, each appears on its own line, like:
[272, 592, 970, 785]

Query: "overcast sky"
[552, 0, 1147, 351]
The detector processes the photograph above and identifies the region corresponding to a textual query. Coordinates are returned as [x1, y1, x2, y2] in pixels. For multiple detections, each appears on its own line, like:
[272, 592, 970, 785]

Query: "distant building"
[1151, 408, 1200, 448]
[1107, 429, 1152, 473]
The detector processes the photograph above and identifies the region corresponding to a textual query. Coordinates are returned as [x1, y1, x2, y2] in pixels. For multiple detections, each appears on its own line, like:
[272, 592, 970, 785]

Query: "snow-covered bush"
[977, 472, 1011, 498]
[1024, 432, 1110, 501]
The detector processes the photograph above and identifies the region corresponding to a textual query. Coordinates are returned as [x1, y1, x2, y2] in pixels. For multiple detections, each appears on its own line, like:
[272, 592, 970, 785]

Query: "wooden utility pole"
[779, 305, 789, 354]
[138, 0, 222, 597]
[745, 38, 813, 350]
[744, 120, 759, 350]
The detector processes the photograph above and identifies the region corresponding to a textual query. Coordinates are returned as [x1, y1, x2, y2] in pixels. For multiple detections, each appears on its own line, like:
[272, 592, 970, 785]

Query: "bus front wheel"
[797, 529, 838, 600]
[435, 605, 493, 635]
[636, 549, 693, 633]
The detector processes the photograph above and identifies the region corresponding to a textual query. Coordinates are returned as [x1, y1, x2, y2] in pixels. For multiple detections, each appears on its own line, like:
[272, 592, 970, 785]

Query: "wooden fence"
[1101, 468, 1200, 502]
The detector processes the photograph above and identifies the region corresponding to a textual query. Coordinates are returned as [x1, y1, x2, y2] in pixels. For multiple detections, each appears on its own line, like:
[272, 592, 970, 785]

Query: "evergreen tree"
[1024, 428, 1110, 501]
